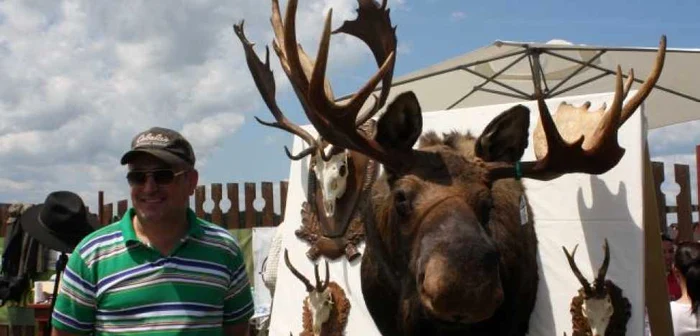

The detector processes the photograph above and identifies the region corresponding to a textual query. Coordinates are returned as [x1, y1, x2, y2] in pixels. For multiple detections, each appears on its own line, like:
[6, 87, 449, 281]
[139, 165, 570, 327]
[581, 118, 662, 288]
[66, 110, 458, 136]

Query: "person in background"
[51, 127, 254, 335]
[665, 234, 682, 301]
[670, 241, 700, 335]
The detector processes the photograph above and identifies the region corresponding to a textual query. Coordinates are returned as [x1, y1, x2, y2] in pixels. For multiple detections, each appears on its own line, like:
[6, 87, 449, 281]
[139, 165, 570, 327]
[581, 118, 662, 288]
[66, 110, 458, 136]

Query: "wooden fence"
[96, 181, 289, 228]
[652, 161, 699, 242]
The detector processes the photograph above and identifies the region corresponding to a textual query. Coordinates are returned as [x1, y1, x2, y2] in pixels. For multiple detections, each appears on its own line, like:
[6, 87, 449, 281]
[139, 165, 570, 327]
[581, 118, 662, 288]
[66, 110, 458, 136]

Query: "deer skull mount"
[312, 148, 349, 218]
[563, 239, 631, 336]
[234, 0, 395, 262]
[284, 249, 350, 336]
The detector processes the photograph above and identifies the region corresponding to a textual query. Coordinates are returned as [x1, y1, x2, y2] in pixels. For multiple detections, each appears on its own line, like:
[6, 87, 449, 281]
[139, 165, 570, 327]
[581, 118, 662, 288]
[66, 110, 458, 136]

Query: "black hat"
[120, 127, 195, 168]
[20, 191, 98, 253]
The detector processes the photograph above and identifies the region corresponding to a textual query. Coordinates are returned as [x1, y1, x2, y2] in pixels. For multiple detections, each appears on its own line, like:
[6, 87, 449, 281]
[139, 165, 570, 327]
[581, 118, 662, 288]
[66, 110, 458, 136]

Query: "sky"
[0, 0, 698, 223]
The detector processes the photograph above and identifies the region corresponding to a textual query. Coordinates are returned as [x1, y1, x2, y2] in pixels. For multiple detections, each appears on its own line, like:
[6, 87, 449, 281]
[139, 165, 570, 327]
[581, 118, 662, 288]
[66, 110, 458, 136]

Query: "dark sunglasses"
[126, 169, 187, 186]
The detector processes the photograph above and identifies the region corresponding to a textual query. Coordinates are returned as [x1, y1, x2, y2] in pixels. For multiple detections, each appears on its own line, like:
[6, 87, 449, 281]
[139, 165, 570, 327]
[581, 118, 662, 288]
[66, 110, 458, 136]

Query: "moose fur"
[360, 100, 539, 336]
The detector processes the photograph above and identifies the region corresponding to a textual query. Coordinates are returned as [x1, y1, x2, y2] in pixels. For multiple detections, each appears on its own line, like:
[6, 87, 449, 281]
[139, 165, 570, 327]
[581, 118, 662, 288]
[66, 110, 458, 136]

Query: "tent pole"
[644, 141, 674, 336]
[547, 50, 607, 94]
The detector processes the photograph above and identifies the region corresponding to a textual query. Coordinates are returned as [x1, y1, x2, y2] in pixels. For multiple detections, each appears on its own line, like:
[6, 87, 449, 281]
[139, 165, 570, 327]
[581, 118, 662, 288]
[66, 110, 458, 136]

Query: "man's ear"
[186, 169, 199, 195]
[375, 91, 423, 152]
[475, 104, 530, 163]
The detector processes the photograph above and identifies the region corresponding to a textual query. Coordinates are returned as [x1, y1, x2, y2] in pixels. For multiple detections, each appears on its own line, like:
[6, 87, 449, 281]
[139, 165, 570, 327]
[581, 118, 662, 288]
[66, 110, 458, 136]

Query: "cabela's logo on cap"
[135, 132, 170, 147]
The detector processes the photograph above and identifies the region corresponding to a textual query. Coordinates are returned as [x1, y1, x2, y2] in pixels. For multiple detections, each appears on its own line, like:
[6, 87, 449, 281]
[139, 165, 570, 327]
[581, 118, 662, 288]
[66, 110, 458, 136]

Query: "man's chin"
[135, 208, 166, 224]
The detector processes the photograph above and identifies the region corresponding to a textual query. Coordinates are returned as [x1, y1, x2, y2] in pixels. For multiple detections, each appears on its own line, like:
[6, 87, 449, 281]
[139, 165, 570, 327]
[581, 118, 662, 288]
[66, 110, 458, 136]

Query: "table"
[26, 303, 51, 336]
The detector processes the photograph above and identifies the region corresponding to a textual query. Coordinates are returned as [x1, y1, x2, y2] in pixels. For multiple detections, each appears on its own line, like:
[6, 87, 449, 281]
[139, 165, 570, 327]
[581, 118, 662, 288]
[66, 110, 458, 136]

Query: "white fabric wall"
[268, 91, 646, 335]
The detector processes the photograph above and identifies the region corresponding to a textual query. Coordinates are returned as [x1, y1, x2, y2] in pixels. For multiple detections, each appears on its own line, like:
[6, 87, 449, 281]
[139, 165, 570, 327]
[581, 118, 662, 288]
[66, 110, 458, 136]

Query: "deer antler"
[594, 238, 610, 296]
[333, 0, 397, 126]
[563, 244, 593, 297]
[488, 36, 666, 181]
[262, 0, 402, 170]
[234, 21, 322, 161]
[314, 257, 330, 292]
[284, 249, 315, 292]
[236, 0, 396, 163]
[284, 248, 331, 293]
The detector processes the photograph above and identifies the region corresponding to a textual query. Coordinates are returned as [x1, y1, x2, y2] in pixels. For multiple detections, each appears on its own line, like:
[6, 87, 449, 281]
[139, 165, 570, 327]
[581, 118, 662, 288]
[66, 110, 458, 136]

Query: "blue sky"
[0, 0, 698, 219]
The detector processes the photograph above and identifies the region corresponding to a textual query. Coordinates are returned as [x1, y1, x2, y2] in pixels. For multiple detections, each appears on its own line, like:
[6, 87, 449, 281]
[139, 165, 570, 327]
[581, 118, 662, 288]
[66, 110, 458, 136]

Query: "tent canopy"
[338, 37, 700, 129]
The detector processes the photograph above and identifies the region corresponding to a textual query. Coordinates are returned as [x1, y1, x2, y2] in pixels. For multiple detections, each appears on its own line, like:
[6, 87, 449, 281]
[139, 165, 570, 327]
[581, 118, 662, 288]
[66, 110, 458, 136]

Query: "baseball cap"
[120, 127, 195, 168]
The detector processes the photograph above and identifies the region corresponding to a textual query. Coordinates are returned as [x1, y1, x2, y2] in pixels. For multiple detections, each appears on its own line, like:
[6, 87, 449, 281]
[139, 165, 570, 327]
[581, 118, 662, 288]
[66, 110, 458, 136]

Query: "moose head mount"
[236, 0, 666, 333]
[284, 249, 350, 336]
[563, 239, 631, 336]
[234, 0, 397, 261]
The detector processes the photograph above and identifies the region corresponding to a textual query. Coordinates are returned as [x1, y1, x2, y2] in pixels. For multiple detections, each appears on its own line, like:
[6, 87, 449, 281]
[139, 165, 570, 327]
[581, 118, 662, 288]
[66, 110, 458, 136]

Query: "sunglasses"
[126, 169, 187, 186]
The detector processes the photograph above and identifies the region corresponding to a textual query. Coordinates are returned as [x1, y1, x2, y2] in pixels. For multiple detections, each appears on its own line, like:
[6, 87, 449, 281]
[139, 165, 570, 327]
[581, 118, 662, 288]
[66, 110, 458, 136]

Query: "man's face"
[127, 154, 197, 225]
[662, 241, 675, 271]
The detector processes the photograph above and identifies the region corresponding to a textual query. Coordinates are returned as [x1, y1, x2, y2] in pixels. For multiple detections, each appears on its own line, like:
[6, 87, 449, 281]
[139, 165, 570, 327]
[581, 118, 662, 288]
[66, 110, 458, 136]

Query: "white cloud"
[0, 0, 382, 210]
[398, 41, 413, 55]
[450, 11, 466, 22]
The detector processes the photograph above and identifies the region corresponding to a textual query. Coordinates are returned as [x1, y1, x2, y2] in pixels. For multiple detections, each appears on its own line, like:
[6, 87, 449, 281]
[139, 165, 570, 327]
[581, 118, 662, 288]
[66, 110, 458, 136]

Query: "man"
[51, 127, 254, 335]
[662, 233, 681, 301]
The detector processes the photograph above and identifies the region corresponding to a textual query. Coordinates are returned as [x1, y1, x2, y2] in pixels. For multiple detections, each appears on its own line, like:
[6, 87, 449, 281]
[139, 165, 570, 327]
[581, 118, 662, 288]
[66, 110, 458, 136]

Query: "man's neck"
[133, 212, 189, 255]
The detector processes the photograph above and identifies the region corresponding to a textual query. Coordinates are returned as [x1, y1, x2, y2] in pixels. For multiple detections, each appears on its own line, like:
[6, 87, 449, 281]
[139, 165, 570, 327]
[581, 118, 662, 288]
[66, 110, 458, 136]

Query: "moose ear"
[375, 91, 423, 151]
[475, 104, 530, 163]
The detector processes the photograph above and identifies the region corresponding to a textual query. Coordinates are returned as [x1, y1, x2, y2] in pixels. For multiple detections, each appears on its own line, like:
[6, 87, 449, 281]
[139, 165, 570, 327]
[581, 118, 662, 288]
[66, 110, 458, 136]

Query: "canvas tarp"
[338, 37, 700, 129]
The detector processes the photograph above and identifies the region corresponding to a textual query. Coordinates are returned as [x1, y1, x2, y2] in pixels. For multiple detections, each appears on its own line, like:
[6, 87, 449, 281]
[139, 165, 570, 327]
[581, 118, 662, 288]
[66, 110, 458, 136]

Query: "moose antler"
[488, 36, 667, 181]
[235, 0, 396, 163]
[563, 238, 611, 298]
[284, 249, 330, 292]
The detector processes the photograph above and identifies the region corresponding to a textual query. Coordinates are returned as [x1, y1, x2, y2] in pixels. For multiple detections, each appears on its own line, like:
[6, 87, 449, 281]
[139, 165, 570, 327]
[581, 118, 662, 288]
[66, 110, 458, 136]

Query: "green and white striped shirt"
[52, 208, 254, 335]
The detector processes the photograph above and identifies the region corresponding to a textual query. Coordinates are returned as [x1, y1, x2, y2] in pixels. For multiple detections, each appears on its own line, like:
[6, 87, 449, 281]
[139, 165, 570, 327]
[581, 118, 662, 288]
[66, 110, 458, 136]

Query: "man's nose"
[142, 175, 159, 192]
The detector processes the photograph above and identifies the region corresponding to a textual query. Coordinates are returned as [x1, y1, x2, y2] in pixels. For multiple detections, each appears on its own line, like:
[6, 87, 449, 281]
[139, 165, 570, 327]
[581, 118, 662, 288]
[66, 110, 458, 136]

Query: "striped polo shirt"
[51, 208, 254, 335]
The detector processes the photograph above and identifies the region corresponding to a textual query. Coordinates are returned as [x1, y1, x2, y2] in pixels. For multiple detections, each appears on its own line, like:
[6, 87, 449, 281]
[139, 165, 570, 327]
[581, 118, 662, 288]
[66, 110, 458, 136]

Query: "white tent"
[338, 37, 700, 129]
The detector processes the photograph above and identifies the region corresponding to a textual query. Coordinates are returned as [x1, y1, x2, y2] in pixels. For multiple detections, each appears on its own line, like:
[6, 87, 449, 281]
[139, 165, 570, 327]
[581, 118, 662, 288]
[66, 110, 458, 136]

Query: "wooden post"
[195, 185, 206, 219]
[98, 191, 104, 225]
[697, 145, 699, 217]
[261, 182, 274, 227]
[652, 162, 668, 234]
[103, 203, 113, 225]
[244, 183, 256, 229]
[117, 200, 128, 218]
[211, 183, 223, 226]
[227, 183, 240, 229]
[0, 204, 8, 236]
[280, 180, 289, 223]
[644, 146, 674, 336]
[676, 164, 693, 242]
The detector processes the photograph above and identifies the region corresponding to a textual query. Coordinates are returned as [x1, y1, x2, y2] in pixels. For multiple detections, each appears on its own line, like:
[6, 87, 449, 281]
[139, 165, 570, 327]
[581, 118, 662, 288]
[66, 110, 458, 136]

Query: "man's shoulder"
[194, 218, 242, 251]
[73, 222, 124, 256]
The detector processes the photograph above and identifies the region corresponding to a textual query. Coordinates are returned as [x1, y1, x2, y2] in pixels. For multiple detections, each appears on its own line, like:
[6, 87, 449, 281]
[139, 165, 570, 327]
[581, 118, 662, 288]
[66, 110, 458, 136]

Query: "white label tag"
[519, 194, 528, 225]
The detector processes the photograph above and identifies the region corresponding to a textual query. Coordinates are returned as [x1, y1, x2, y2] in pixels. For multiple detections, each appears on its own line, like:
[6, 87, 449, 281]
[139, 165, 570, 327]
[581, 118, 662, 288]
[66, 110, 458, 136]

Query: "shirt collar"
[119, 208, 204, 243]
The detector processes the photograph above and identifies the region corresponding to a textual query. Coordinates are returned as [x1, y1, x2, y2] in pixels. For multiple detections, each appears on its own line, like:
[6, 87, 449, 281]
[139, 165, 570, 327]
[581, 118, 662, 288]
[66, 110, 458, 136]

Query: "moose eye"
[338, 164, 347, 177]
[394, 189, 413, 217]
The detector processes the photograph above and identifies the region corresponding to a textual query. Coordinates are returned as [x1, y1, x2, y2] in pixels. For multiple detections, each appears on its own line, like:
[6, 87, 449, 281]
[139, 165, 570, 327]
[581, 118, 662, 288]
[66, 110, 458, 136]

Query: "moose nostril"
[483, 250, 500, 267]
[418, 272, 426, 285]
